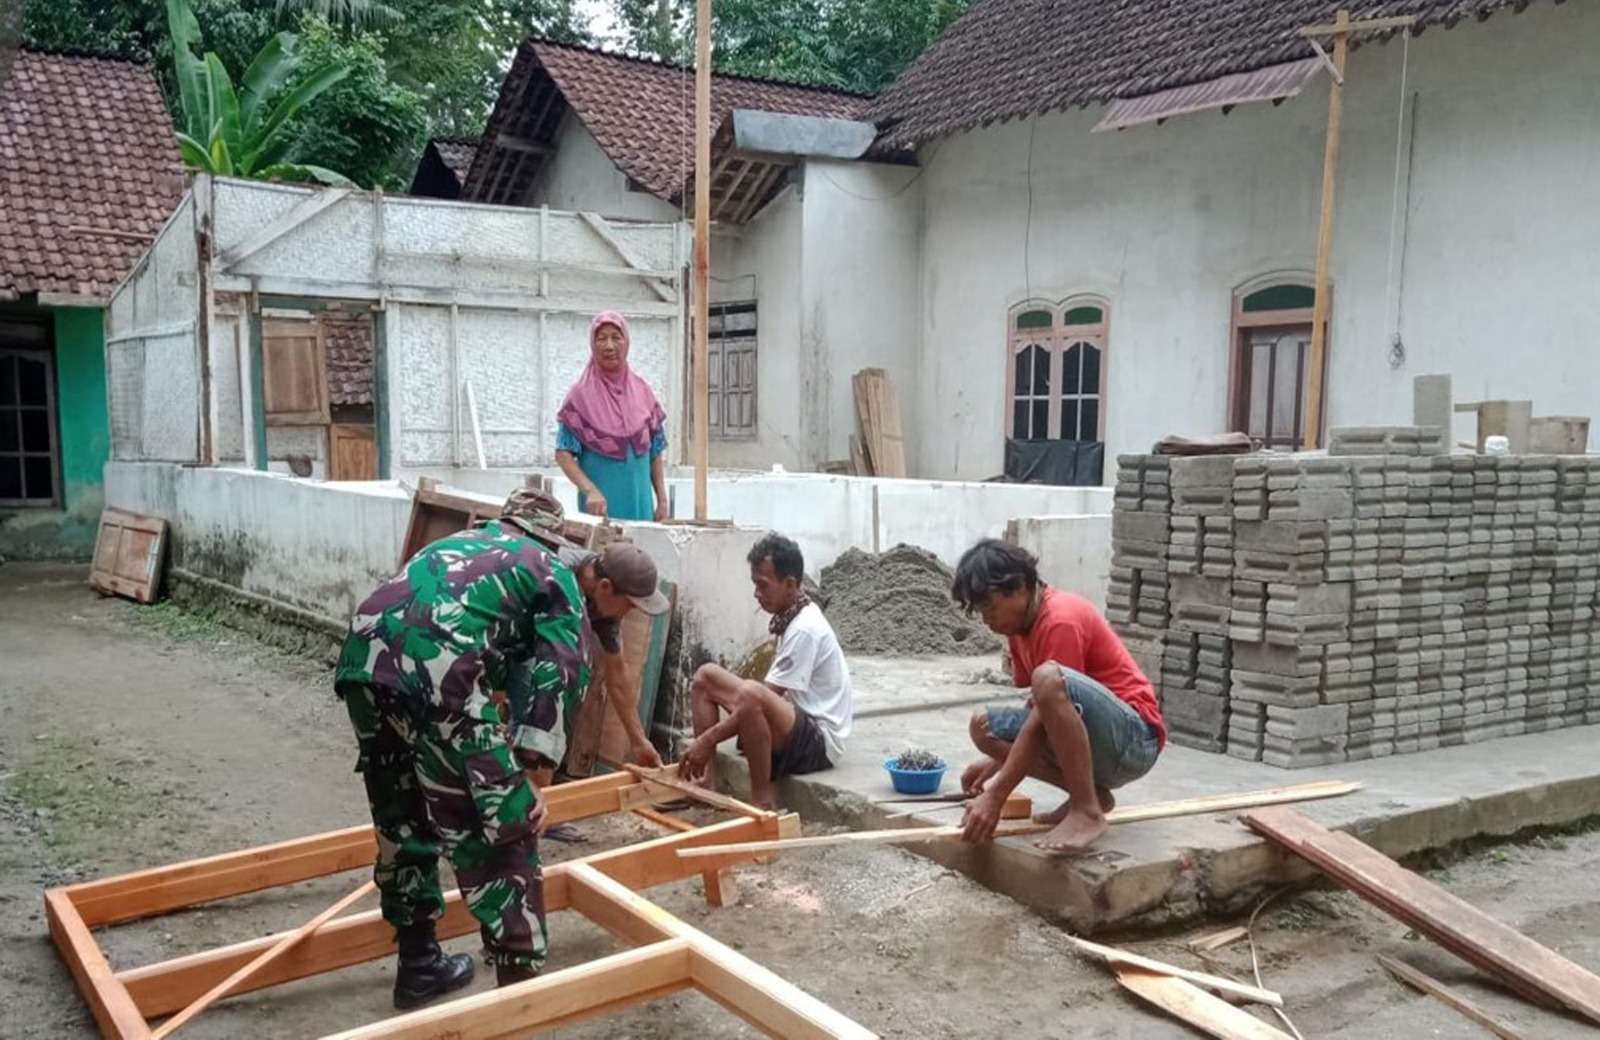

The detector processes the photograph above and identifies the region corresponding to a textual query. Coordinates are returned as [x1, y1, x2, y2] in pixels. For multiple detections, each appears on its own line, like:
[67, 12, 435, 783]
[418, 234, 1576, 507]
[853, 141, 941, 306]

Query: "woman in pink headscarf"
[555, 312, 669, 521]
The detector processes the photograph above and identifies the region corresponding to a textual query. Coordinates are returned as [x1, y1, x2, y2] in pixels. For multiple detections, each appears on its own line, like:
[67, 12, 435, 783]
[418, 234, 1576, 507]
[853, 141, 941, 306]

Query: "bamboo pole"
[692, 0, 712, 520]
[1303, 8, 1348, 451]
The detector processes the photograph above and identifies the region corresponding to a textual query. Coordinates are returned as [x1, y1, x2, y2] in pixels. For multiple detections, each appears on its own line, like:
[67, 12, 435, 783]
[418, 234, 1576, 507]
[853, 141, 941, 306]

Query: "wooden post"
[692, 0, 712, 520]
[1303, 8, 1348, 452]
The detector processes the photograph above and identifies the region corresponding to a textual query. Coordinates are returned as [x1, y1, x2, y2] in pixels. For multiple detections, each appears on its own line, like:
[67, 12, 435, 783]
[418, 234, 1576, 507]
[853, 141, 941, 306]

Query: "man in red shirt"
[952, 539, 1166, 852]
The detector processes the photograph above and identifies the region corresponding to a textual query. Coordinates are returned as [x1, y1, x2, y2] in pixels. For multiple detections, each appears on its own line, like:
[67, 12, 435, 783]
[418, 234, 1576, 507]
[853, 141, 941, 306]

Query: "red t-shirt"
[1009, 587, 1166, 749]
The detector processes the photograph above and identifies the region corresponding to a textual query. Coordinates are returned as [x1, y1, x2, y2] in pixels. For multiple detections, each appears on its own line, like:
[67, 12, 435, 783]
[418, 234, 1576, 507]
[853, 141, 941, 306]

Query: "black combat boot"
[496, 962, 540, 988]
[393, 921, 475, 1010]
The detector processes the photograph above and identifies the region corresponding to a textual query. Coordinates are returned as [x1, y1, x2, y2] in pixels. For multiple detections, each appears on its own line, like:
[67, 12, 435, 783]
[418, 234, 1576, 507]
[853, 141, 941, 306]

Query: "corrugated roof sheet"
[870, 0, 1552, 148]
[0, 49, 184, 301]
[1093, 58, 1323, 132]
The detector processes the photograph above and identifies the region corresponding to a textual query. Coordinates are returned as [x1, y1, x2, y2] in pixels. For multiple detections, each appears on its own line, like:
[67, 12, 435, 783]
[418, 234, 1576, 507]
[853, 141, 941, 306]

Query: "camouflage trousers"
[342, 682, 548, 970]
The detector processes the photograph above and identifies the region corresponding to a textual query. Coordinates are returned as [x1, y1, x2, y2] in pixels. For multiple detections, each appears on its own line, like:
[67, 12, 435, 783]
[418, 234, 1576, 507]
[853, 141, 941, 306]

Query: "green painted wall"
[0, 305, 108, 561]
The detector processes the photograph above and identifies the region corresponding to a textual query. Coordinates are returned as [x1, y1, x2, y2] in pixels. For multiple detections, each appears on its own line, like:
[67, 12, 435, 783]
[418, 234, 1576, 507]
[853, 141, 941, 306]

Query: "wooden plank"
[217, 188, 351, 270]
[634, 807, 696, 832]
[115, 815, 786, 1017]
[328, 424, 377, 482]
[89, 508, 168, 604]
[679, 781, 1363, 862]
[46, 890, 152, 1040]
[1377, 955, 1530, 1040]
[1114, 965, 1293, 1040]
[1188, 926, 1250, 953]
[1302, 14, 1415, 36]
[848, 434, 869, 476]
[261, 317, 330, 426]
[692, 0, 711, 521]
[317, 940, 694, 1040]
[71, 772, 654, 928]
[577, 212, 675, 302]
[1067, 935, 1282, 1007]
[1302, 7, 1348, 451]
[619, 764, 776, 820]
[568, 865, 875, 1039]
[869, 370, 908, 478]
[1244, 807, 1600, 1024]
[149, 880, 375, 1039]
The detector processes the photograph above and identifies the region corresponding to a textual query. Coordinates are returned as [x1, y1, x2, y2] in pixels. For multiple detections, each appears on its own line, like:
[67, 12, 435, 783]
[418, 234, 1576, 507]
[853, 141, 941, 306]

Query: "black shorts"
[772, 706, 833, 779]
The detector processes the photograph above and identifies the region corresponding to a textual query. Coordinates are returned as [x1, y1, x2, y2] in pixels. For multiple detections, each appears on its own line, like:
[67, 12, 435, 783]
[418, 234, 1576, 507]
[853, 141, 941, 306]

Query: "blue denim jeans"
[986, 665, 1160, 790]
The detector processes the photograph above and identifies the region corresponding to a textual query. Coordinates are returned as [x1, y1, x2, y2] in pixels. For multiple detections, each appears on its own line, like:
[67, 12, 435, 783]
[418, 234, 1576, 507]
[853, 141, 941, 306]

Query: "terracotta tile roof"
[322, 311, 373, 407]
[0, 49, 184, 302]
[870, 0, 1550, 148]
[465, 39, 870, 204]
[431, 137, 478, 182]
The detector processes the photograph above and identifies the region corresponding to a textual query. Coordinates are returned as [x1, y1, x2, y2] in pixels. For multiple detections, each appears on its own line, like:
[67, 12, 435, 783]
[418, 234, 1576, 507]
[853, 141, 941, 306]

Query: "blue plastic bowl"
[884, 757, 948, 796]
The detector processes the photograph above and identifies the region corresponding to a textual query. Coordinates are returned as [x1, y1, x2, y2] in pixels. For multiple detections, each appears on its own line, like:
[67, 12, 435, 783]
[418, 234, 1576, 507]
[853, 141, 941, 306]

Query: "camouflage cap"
[499, 486, 566, 542]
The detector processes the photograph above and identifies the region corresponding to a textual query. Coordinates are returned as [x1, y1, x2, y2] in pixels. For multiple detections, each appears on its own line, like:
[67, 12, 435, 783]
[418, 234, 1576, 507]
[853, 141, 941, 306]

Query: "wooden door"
[261, 318, 329, 426]
[329, 423, 377, 481]
[1237, 325, 1314, 451]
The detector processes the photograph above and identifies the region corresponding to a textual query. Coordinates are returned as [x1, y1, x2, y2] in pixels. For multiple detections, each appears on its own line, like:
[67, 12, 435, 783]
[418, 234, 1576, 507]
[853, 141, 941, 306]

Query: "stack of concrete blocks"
[1107, 438, 1600, 768]
[1108, 456, 1171, 699]
[1159, 456, 1238, 751]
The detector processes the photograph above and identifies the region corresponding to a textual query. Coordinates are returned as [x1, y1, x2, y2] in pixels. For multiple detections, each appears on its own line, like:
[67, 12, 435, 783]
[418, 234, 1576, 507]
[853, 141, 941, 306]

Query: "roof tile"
[0, 50, 184, 301]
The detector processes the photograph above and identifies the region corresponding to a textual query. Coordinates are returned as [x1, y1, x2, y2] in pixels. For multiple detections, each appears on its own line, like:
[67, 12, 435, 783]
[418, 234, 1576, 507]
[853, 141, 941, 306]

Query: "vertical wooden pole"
[692, 0, 712, 520]
[1303, 8, 1348, 452]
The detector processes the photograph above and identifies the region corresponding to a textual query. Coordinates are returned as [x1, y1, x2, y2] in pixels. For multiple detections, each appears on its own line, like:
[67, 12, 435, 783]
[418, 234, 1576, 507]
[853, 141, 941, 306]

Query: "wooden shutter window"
[262, 318, 330, 426]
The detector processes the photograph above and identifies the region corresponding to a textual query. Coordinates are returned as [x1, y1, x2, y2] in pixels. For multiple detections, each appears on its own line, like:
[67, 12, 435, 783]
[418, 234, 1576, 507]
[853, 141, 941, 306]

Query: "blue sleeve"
[557, 424, 584, 455]
[649, 424, 667, 459]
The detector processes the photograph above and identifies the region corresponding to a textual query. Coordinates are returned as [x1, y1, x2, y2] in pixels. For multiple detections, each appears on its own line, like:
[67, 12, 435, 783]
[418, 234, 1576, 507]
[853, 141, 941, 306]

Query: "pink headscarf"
[557, 312, 666, 460]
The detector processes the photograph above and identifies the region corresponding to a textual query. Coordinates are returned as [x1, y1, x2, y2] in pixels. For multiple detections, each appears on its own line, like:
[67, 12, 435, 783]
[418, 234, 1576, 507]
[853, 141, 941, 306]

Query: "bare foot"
[1034, 808, 1108, 853]
[752, 794, 778, 812]
[1032, 788, 1115, 825]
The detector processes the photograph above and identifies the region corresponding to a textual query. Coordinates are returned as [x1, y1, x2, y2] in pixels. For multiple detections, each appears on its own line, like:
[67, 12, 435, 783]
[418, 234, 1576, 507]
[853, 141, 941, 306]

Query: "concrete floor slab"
[718, 658, 1600, 933]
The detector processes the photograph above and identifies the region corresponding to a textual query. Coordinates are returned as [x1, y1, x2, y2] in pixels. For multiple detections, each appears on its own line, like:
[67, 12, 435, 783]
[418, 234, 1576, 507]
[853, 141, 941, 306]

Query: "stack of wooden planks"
[851, 368, 907, 478]
[1245, 807, 1600, 1027]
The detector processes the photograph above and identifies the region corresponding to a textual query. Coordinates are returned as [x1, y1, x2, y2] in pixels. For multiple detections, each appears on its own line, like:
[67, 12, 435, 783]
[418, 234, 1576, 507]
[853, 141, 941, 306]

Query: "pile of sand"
[818, 544, 1003, 656]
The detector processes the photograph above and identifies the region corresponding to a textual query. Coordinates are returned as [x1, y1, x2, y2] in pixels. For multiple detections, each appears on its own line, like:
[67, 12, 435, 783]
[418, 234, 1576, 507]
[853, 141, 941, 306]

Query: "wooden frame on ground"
[46, 765, 875, 1040]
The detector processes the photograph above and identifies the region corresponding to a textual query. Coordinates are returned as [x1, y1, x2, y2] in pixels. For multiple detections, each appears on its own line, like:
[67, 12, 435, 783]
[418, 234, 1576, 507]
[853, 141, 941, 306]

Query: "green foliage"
[273, 0, 401, 28]
[612, 0, 969, 95]
[283, 17, 428, 190]
[166, 0, 354, 183]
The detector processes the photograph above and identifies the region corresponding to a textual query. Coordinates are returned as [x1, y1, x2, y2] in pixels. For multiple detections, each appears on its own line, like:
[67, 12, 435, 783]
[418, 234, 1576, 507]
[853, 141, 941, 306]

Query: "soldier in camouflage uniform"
[335, 489, 666, 1007]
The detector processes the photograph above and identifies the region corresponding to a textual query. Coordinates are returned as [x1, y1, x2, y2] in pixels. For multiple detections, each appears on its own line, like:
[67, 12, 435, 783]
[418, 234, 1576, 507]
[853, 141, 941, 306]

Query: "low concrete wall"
[104, 461, 770, 673]
[1007, 514, 1114, 611]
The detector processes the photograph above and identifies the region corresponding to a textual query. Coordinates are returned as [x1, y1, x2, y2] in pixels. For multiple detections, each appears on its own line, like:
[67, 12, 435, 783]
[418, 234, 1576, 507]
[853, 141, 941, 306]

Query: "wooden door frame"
[1004, 296, 1111, 443]
[0, 312, 65, 508]
[1227, 286, 1330, 448]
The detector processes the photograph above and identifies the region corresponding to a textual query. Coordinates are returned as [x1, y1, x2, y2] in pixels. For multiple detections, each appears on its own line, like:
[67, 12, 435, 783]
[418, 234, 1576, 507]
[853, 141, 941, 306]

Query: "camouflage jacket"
[336, 520, 593, 725]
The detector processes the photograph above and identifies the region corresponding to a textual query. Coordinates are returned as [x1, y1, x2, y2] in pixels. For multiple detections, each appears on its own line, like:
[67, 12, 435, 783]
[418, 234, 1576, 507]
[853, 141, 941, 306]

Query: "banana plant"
[166, 0, 354, 184]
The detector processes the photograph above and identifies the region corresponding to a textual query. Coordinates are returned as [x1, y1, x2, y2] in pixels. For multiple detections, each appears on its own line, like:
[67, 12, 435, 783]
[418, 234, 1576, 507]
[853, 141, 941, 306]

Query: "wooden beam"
[716, 159, 760, 221]
[692, 0, 711, 521]
[46, 890, 152, 1040]
[619, 764, 777, 820]
[495, 134, 551, 155]
[217, 188, 351, 270]
[568, 865, 876, 1039]
[1376, 955, 1530, 1040]
[1067, 936, 1282, 1007]
[1244, 807, 1600, 1025]
[318, 940, 694, 1040]
[1114, 965, 1294, 1040]
[734, 163, 786, 225]
[577, 212, 676, 302]
[567, 865, 682, 946]
[1302, 7, 1348, 450]
[678, 780, 1363, 862]
[115, 815, 786, 1018]
[149, 880, 375, 1039]
[1302, 14, 1415, 36]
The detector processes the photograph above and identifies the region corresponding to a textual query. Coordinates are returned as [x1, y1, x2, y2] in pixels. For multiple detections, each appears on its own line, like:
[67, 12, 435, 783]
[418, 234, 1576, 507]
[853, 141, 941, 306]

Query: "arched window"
[1005, 299, 1109, 444]
[1229, 276, 1325, 451]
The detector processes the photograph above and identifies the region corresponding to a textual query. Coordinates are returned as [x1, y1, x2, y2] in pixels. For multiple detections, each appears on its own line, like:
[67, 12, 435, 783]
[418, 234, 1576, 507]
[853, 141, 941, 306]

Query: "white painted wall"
[1008, 514, 1114, 611]
[532, 111, 684, 223]
[709, 186, 806, 469]
[914, 1, 1600, 480]
[800, 160, 924, 466]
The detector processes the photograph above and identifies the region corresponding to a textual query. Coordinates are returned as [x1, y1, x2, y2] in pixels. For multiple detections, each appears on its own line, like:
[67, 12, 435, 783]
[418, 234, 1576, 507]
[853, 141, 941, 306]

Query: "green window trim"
[1062, 305, 1104, 326]
[1242, 284, 1315, 313]
[1014, 309, 1053, 330]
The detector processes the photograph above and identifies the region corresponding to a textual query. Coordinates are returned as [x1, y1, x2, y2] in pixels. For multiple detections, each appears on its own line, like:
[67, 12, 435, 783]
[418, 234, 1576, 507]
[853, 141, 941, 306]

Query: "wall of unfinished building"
[914, 1, 1600, 481]
[106, 177, 686, 476]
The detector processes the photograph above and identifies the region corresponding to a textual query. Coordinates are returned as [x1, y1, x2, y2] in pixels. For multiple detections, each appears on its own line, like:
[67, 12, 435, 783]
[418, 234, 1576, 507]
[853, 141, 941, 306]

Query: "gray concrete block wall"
[1110, 450, 1600, 767]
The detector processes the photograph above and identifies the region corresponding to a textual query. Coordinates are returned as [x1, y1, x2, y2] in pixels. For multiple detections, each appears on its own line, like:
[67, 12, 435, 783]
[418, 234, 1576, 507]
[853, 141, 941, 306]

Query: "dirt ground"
[5, 561, 1600, 1039]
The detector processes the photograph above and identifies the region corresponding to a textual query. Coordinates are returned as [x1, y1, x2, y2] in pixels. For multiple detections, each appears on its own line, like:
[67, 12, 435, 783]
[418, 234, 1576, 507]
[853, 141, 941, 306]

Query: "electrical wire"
[1247, 887, 1306, 1040]
[1383, 29, 1413, 368]
[1024, 116, 1038, 303]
